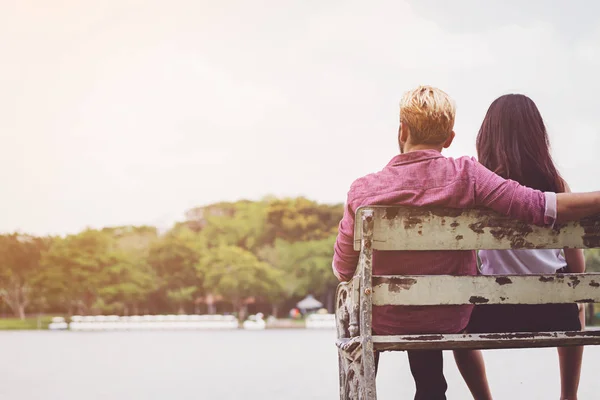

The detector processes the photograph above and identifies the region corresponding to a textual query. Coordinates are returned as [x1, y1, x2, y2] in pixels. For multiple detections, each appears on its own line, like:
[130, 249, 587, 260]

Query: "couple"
[332, 86, 593, 400]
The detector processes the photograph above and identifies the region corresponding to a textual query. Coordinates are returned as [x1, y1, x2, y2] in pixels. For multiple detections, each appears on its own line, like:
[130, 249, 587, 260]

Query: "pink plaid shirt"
[333, 150, 556, 335]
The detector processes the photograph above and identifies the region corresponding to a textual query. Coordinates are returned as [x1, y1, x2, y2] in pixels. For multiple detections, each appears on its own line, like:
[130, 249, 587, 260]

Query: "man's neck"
[402, 143, 444, 154]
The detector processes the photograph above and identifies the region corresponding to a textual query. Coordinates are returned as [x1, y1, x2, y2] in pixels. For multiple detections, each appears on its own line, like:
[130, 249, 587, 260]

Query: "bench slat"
[353, 206, 600, 251]
[372, 274, 600, 306]
[373, 331, 600, 351]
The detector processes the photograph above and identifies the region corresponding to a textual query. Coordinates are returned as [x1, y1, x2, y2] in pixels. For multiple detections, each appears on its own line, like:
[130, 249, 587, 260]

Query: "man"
[332, 85, 600, 400]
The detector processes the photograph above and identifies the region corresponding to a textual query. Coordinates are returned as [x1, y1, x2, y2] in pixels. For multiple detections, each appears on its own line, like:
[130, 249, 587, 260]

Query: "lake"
[1, 329, 598, 399]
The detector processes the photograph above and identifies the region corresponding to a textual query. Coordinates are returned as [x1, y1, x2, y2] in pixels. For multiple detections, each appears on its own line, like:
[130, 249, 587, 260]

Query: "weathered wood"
[358, 210, 377, 400]
[353, 206, 600, 251]
[373, 331, 600, 351]
[335, 205, 600, 400]
[372, 273, 600, 306]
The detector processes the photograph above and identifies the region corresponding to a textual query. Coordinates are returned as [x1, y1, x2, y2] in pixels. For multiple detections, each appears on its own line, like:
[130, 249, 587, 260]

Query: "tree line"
[4, 197, 600, 321]
[0, 197, 344, 320]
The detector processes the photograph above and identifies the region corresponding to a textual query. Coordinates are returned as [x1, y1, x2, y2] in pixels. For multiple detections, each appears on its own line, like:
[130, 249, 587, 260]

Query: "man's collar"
[386, 149, 445, 167]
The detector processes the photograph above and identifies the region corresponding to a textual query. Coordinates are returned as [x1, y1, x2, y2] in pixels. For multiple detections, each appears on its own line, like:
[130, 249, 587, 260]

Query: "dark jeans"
[467, 302, 580, 333]
[374, 350, 447, 400]
[467, 267, 581, 334]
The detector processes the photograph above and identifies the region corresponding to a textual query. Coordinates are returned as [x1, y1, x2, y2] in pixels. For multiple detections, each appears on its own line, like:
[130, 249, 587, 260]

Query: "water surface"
[1, 330, 598, 399]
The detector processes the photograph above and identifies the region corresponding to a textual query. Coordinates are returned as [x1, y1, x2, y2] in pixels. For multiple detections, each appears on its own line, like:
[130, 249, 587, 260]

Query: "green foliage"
[0, 197, 343, 319]
[0, 234, 51, 318]
[264, 197, 343, 243]
[41, 229, 123, 313]
[95, 252, 157, 314]
[258, 236, 338, 299]
[146, 227, 205, 313]
[197, 246, 283, 309]
[197, 201, 268, 251]
[585, 249, 600, 272]
[166, 286, 197, 314]
[147, 228, 204, 289]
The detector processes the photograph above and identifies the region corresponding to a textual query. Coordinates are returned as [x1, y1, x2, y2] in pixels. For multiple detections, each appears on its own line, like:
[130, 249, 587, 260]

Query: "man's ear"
[399, 123, 409, 144]
[442, 131, 455, 149]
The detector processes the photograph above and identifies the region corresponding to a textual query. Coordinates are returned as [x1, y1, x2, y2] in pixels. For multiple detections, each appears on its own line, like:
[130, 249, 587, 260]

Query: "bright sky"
[2, 0, 599, 235]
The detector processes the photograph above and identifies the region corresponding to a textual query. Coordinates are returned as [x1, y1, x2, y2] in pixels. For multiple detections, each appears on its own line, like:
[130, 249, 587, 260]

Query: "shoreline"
[0, 316, 330, 331]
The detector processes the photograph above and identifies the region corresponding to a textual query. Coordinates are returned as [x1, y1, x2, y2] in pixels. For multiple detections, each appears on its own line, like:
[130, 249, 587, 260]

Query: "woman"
[454, 94, 586, 400]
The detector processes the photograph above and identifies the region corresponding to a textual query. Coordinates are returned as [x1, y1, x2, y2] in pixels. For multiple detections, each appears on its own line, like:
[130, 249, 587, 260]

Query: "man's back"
[333, 149, 551, 334]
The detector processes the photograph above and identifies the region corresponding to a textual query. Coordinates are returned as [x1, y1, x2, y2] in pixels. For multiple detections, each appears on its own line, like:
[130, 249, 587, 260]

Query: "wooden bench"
[335, 206, 600, 399]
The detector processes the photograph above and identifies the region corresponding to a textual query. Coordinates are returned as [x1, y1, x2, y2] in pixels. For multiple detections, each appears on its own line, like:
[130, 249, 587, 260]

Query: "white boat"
[242, 313, 266, 330]
[305, 313, 336, 329]
[65, 314, 239, 331]
[48, 317, 68, 331]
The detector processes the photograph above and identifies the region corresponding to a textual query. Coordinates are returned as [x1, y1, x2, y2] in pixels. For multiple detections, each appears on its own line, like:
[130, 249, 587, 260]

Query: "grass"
[0, 316, 57, 330]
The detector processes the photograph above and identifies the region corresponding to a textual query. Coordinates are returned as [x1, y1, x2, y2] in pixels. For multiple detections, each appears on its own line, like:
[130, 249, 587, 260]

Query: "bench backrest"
[353, 206, 600, 251]
[340, 206, 600, 344]
[351, 206, 600, 308]
[354, 206, 600, 305]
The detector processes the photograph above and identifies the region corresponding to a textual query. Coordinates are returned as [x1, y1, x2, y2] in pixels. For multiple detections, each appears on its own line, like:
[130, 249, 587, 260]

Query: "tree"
[41, 229, 121, 315]
[166, 286, 197, 314]
[184, 201, 244, 232]
[264, 197, 343, 243]
[0, 234, 50, 319]
[185, 200, 268, 251]
[0, 197, 345, 317]
[146, 227, 204, 313]
[258, 235, 338, 311]
[197, 246, 283, 320]
[95, 226, 159, 314]
[95, 251, 157, 315]
[585, 249, 600, 272]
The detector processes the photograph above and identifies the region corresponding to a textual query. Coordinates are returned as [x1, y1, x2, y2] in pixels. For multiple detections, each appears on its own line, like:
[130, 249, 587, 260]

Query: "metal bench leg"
[337, 337, 374, 400]
[336, 282, 362, 399]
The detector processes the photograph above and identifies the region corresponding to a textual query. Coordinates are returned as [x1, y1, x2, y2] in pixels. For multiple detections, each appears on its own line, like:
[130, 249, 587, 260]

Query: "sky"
[1, 0, 599, 235]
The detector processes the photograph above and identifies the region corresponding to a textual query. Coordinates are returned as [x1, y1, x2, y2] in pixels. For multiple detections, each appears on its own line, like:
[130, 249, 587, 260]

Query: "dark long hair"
[476, 94, 565, 193]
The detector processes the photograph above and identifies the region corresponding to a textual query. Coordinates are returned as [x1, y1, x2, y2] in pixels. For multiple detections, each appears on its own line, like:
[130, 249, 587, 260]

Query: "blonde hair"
[399, 85, 456, 145]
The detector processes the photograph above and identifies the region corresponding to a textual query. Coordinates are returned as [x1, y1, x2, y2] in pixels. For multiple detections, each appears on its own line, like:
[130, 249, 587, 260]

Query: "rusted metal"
[353, 206, 600, 251]
[336, 281, 363, 400]
[373, 331, 600, 351]
[372, 274, 600, 306]
[348, 274, 360, 337]
[349, 275, 360, 338]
